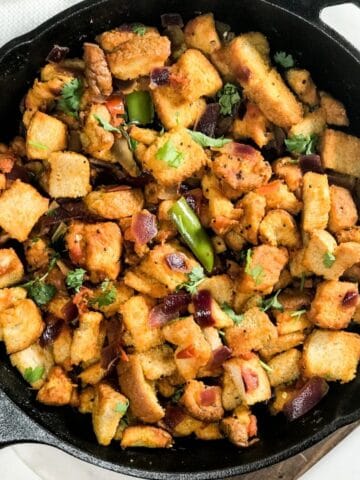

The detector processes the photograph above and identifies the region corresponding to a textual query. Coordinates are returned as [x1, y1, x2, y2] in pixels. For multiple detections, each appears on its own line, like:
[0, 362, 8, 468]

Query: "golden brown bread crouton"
[274, 309, 312, 336]
[85, 187, 144, 219]
[302, 172, 330, 232]
[0, 180, 49, 242]
[184, 14, 221, 55]
[117, 354, 165, 423]
[94, 281, 133, 318]
[96, 28, 137, 52]
[0, 287, 27, 313]
[0, 299, 44, 354]
[66, 221, 121, 283]
[26, 111, 67, 160]
[137, 345, 176, 380]
[286, 68, 318, 106]
[141, 127, 207, 186]
[24, 238, 50, 271]
[36, 366, 73, 406]
[320, 91, 349, 126]
[222, 368, 243, 411]
[238, 245, 289, 294]
[302, 229, 336, 276]
[270, 384, 298, 415]
[321, 129, 360, 177]
[0, 248, 24, 288]
[52, 324, 72, 371]
[70, 311, 104, 366]
[22, 76, 63, 127]
[121, 426, 173, 449]
[181, 380, 224, 422]
[10, 342, 54, 389]
[277, 289, 311, 310]
[336, 226, 360, 244]
[124, 269, 169, 298]
[225, 307, 278, 356]
[92, 383, 128, 446]
[130, 126, 159, 146]
[231, 102, 272, 148]
[162, 316, 212, 380]
[259, 209, 300, 248]
[198, 274, 234, 305]
[79, 386, 95, 414]
[221, 405, 258, 447]
[107, 30, 170, 80]
[289, 108, 326, 138]
[235, 192, 266, 244]
[289, 248, 311, 278]
[78, 362, 107, 386]
[80, 104, 115, 161]
[303, 329, 360, 383]
[83, 42, 113, 97]
[309, 280, 358, 329]
[272, 157, 303, 192]
[267, 349, 302, 387]
[213, 143, 272, 194]
[41, 152, 91, 198]
[195, 422, 223, 440]
[259, 331, 306, 361]
[256, 180, 302, 215]
[328, 185, 358, 233]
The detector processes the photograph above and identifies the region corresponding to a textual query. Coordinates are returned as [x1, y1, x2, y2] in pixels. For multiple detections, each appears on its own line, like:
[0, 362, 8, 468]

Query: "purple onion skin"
[163, 291, 191, 314]
[46, 45, 69, 63]
[193, 290, 215, 327]
[284, 377, 329, 421]
[196, 103, 220, 138]
[40, 318, 64, 347]
[299, 154, 324, 174]
[161, 13, 184, 28]
[165, 253, 188, 272]
[342, 290, 358, 307]
[150, 67, 170, 86]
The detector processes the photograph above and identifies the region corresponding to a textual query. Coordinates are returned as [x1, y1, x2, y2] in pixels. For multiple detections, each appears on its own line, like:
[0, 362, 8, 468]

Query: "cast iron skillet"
[0, 0, 360, 478]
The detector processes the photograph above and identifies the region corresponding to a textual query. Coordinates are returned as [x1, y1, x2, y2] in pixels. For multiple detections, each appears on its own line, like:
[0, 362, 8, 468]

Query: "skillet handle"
[0, 390, 55, 448]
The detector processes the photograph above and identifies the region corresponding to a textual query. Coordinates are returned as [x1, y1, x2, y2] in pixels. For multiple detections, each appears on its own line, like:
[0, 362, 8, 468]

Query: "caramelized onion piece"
[46, 44, 69, 63]
[163, 291, 191, 314]
[193, 290, 215, 327]
[342, 290, 358, 307]
[131, 211, 158, 244]
[283, 377, 329, 421]
[299, 154, 324, 174]
[40, 316, 64, 347]
[196, 103, 220, 137]
[208, 346, 232, 370]
[165, 253, 189, 272]
[150, 67, 170, 86]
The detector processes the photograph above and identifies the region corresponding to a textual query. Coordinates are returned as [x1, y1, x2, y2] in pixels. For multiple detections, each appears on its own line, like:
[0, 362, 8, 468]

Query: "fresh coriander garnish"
[23, 365, 45, 384]
[259, 359, 273, 373]
[114, 400, 129, 415]
[217, 83, 241, 116]
[21, 254, 59, 306]
[90, 279, 117, 307]
[94, 114, 120, 133]
[172, 386, 184, 403]
[132, 23, 146, 36]
[244, 249, 264, 286]
[177, 266, 205, 294]
[130, 138, 138, 151]
[186, 129, 232, 148]
[156, 140, 184, 168]
[285, 134, 318, 155]
[323, 251, 336, 268]
[46, 208, 58, 217]
[58, 78, 83, 118]
[66, 268, 86, 293]
[261, 290, 283, 312]
[300, 273, 306, 292]
[28, 141, 48, 150]
[274, 51, 294, 68]
[290, 309, 307, 319]
[221, 302, 244, 325]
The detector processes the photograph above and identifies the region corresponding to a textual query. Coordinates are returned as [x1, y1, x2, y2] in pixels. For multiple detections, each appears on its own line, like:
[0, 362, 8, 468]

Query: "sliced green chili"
[125, 91, 154, 125]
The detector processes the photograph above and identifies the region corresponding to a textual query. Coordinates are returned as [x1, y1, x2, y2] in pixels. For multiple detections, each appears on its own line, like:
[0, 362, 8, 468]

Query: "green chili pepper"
[125, 91, 154, 125]
[170, 197, 214, 273]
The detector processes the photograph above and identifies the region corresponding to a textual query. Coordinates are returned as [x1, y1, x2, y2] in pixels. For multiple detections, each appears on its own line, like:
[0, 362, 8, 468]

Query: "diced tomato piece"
[105, 95, 125, 126]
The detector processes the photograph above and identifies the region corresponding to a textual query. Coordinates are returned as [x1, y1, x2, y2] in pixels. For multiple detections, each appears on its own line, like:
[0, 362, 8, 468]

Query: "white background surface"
[0, 1, 359, 479]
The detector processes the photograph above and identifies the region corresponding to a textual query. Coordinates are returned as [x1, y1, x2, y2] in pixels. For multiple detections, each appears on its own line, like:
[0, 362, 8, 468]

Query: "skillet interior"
[0, 0, 359, 478]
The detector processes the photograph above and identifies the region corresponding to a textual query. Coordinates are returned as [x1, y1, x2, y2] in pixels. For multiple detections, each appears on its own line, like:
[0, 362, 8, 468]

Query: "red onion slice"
[61, 300, 78, 322]
[150, 67, 170, 87]
[163, 291, 191, 314]
[149, 304, 179, 328]
[283, 377, 329, 421]
[40, 316, 64, 347]
[161, 13, 184, 28]
[46, 44, 70, 63]
[184, 188, 203, 216]
[241, 367, 259, 393]
[131, 211, 158, 244]
[200, 387, 217, 406]
[208, 346, 232, 370]
[163, 405, 186, 430]
[299, 154, 324, 174]
[195, 103, 220, 138]
[165, 253, 190, 272]
[193, 290, 215, 327]
[342, 290, 358, 307]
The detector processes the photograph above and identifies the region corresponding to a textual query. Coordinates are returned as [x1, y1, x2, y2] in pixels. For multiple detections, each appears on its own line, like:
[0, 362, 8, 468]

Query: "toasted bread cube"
[336, 226, 360, 244]
[52, 324, 72, 371]
[79, 386, 95, 414]
[78, 361, 107, 386]
[302, 229, 337, 277]
[289, 248, 311, 278]
[141, 127, 207, 186]
[118, 354, 164, 423]
[66, 221, 121, 283]
[195, 422, 222, 441]
[274, 309, 312, 336]
[222, 368, 243, 411]
[267, 349, 302, 387]
[320, 91, 349, 126]
[41, 152, 91, 198]
[225, 307, 277, 356]
[80, 104, 115, 161]
[124, 268, 168, 298]
[92, 383, 128, 446]
[0, 287, 27, 312]
[130, 126, 159, 145]
[10, 342, 54, 389]
[303, 329, 360, 383]
[24, 238, 50, 271]
[236, 192, 266, 244]
[97, 28, 139, 52]
[286, 68, 318, 106]
[184, 14, 221, 55]
[70, 311, 104, 366]
[85, 187, 144, 219]
[229, 35, 303, 127]
[36, 366, 73, 406]
[0, 248, 24, 288]
[181, 380, 224, 422]
[272, 157, 302, 192]
[321, 129, 360, 177]
[137, 345, 176, 380]
[259, 209, 300, 248]
[302, 173, 330, 232]
[0, 299, 44, 354]
[289, 108, 326, 138]
[309, 280, 358, 329]
[0, 180, 49, 242]
[259, 332, 306, 361]
[221, 406, 257, 447]
[95, 281, 134, 318]
[198, 274, 234, 305]
[270, 384, 298, 415]
[256, 180, 302, 214]
[328, 185, 358, 233]
[121, 426, 173, 449]
[26, 111, 67, 160]
[232, 102, 272, 148]
[107, 30, 170, 80]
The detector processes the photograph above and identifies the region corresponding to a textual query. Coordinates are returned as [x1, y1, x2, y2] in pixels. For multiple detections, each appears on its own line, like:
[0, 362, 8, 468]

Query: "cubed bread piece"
[0, 287, 27, 312]
[231, 102, 272, 148]
[80, 104, 115, 161]
[70, 311, 104, 366]
[302, 172, 330, 232]
[66, 222, 121, 283]
[184, 14, 221, 55]
[121, 426, 173, 449]
[117, 354, 165, 423]
[124, 268, 168, 298]
[141, 127, 207, 186]
[220, 405, 257, 447]
[309, 280, 358, 329]
[222, 368, 243, 411]
[10, 342, 54, 389]
[41, 152, 91, 198]
[336, 226, 360, 244]
[85, 188, 144, 219]
[302, 229, 337, 277]
[0, 248, 24, 288]
[130, 126, 159, 145]
[272, 157, 303, 192]
[96, 28, 138, 52]
[24, 238, 50, 270]
[26, 111, 67, 160]
[107, 30, 170, 80]
[95, 281, 134, 318]
[229, 35, 303, 127]
[79, 386, 95, 414]
[0, 180, 49, 242]
[303, 329, 360, 383]
[225, 307, 278, 356]
[36, 366, 73, 406]
[78, 361, 107, 386]
[274, 309, 312, 336]
[286, 68, 318, 106]
[321, 129, 360, 177]
[328, 185, 358, 233]
[256, 180, 302, 214]
[320, 91, 349, 126]
[235, 192, 266, 244]
[198, 274, 234, 305]
[195, 422, 222, 441]
[137, 345, 176, 380]
[267, 349, 302, 387]
[181, 380, 224, 421]
[259, 332, 306, 361]
[289, 248, 311, 278]
[52, 324, 72, 371]
[0, 299, 44, 354]
[289, 108, 326, 138]
[259, 209, 300, 248]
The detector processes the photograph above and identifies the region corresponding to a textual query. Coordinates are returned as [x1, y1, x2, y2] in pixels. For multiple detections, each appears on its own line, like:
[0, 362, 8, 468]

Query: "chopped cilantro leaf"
[132, 23, 146, 36]
[90, 279, 117, 307]
[115, 400, 129, 415]
[172, 385, 184, 403]
[66, 268, 86, 293]
[28, 141, 48, 150]
[23, 365, 45, 384]
[323, 251, 336, 268]
[156, 140, 184, 168]
[177, 266, 205, 294]
[285, 134, 318, 155]
[262, 290, 283, 312]
[187, 129, 232, 148]
[217, 83, 241, 115]
[58, 78, 83, 118]
[26, 280, 57, 306]
[130, 138, 139, 151]
[274, 51, 294, 68]
[221, 302, 244, 325]
[244, 249, 264, 286]
[93, 114, 120, 133]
